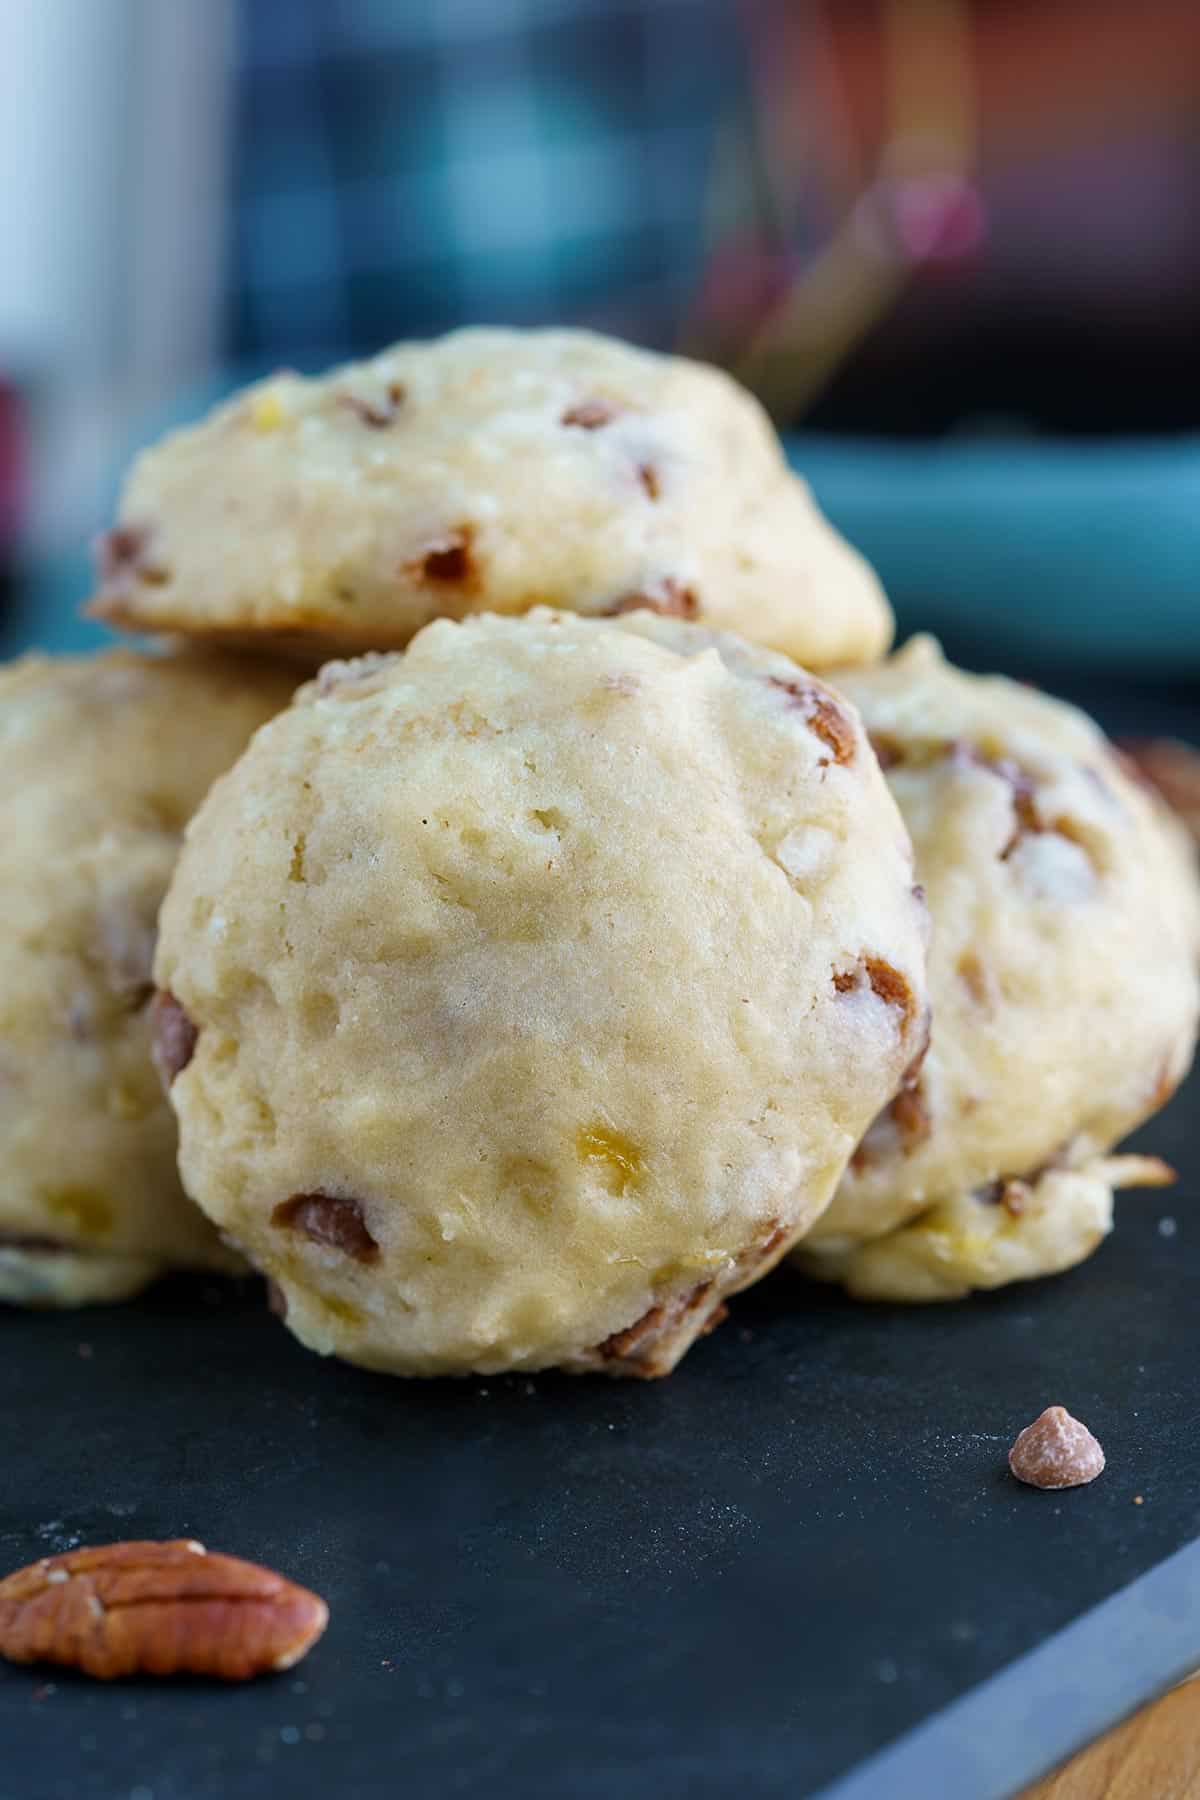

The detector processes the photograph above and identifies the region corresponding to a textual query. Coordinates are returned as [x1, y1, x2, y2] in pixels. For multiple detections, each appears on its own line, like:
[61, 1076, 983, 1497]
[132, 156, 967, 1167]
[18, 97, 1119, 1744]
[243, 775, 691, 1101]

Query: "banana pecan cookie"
[0, 649, 295, 1305]
[154, 612, 926, 1376]
[90, 327, 890, 668]
[795, 636, 1200, 1301]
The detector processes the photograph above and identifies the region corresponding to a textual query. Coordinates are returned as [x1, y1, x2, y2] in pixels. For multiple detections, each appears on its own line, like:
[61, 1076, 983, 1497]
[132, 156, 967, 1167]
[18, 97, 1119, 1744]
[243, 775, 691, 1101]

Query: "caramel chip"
[603, 578, 698, 620]
[1008, 1405, 1105, 1490]
[338, 382, 405, 428]
[561, 399, 619, 430]
[150, 991, 198, 1086]
[405, 526, 478, 590]
[272, 1192, 380, 1264]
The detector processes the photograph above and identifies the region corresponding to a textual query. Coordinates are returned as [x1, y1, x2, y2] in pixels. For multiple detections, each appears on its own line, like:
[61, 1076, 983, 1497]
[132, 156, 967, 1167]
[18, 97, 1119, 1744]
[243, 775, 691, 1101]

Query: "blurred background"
[1, 0, 1198, 673]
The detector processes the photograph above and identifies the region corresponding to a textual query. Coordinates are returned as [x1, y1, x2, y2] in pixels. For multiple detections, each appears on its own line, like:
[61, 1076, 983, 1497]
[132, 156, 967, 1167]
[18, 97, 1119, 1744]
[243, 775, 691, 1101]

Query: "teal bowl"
[792, 433, 1200, 677]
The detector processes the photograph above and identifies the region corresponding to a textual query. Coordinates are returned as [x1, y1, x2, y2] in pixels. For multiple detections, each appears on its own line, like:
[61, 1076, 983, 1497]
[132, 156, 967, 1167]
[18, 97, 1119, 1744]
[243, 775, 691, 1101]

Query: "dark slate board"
[1, 672, 1197, 1800]
[2, 1083, 1197, 1800]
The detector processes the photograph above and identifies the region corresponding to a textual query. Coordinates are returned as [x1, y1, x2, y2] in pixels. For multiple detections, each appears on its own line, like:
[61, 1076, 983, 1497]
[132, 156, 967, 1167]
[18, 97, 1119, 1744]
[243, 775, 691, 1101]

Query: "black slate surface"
[1, 672, 1197, 1800]
[1, 1073, 1197, 1800]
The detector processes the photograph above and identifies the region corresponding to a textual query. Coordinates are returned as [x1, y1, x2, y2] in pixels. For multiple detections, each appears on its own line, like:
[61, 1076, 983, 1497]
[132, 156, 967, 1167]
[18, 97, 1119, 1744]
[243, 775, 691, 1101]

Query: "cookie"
[0, 649, 296, 1305]
[1117, 737, 1200, 849]
[154, 611, 927, 1377]
[795, 636, 1200, 1301]
[89, 327, 890, 669]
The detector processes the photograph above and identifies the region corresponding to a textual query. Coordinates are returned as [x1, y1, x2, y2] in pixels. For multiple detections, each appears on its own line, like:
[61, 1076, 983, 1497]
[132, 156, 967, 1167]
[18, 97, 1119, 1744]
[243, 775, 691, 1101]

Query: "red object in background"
[0, 380, 25, 558]
[889, 175, 986, 268]
[693, 232, 799, 338]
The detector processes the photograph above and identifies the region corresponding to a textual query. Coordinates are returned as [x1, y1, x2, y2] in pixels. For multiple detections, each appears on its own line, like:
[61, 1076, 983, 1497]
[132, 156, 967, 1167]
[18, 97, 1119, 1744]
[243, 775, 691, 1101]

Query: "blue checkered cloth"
[229, 0, 741, 362]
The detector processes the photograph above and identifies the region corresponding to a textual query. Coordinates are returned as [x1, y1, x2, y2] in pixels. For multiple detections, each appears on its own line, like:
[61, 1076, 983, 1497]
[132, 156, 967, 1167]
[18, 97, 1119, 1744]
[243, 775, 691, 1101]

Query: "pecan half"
[150, 991, 198, 1086]
[0, 1541, 327, 1680]
[272, 1192, 380, 1263]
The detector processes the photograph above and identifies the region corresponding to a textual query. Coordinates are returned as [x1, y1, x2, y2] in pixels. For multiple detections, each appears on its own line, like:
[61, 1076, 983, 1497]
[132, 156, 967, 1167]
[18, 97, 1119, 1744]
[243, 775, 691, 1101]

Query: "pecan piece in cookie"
[636, 463, 661, 502]
[94, 524, 169, 591]
[338, 382, 405, 428]
[603, 578, 699, 621]
[272, 1193, 380, 1264]
[406, 526, 479, 591]
[264, 1277, 289, 1318]
[768, 677, 856, 766]
[1117, 736, 1200, 845]
[561, 399, 619, 430]
[890, 1082, 932, 1152]
[868, 731, 905, 772]
[150, 991, 198, 1085]
[834, 956, 916, 1027]
[594, 1281, 725, 1378]
[977, 1177, 1031, 1217]
[0, 1233, 71, 1255]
